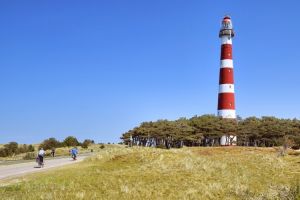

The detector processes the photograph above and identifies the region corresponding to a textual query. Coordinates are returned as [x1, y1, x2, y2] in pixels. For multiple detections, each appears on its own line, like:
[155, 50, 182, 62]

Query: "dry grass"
[0, 146, 299, 200]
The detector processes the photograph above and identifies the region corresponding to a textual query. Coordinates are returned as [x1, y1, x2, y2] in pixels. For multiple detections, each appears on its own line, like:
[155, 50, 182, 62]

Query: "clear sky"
[0, 0, 299, 144]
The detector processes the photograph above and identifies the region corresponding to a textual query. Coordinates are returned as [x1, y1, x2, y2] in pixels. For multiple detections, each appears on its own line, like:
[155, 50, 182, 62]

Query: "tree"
[63, 136, 79, 147]
[39, 138, 61, 150]
[121, 114, 300, 148]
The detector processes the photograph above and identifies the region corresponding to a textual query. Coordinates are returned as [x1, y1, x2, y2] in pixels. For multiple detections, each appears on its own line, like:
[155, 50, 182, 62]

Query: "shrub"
[28, 145, 35, 152]
[23, 152, 36, 160]
[85, 139, 95, 144]
[18, 144, 28, 154]
[0, 142, 36, 157]
[81, 141, 89, 149]
[4, 142, 18, 155]
[0, 143, 35, 157]
[100, 145, 105, 149]
[81, 139, 94, 149]
[39, 138, 61, 150]
[0, 148, 9, 157]
[63, 136, 79, 147]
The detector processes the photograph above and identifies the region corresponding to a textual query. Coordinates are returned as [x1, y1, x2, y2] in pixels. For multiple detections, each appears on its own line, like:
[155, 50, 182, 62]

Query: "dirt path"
[0, 155, 90, 180]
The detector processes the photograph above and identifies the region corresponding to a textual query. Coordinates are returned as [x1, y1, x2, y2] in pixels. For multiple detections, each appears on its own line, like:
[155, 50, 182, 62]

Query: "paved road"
[0, 155, 89, 180]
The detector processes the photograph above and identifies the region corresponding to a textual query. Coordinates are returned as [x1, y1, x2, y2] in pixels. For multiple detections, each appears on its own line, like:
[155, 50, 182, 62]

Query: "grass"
[0, 146, 299, 200]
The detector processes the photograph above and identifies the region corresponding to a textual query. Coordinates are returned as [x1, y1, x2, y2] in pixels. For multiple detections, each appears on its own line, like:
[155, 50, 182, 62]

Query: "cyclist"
[71, 147, 78, 160]
[37, 148, 45, 167]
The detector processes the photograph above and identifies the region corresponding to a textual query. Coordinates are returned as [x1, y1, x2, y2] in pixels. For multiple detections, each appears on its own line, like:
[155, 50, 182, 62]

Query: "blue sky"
[0, 0, 299, 144]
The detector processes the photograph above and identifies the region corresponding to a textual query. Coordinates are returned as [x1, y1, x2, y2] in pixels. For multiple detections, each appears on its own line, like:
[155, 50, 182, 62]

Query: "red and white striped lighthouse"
[218, 16, 236, 119]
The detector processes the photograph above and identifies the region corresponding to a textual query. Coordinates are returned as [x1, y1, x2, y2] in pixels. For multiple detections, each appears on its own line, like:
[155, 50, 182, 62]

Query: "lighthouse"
[218, 16, 236, 119]
[218, 16, 237, 146]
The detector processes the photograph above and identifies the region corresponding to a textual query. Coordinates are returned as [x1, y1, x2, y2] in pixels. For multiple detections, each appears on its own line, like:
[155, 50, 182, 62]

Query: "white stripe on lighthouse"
[220, 59, 233, 68]
[221, 36, 232, 44]
[219, 84, 234, 93]
[217, 109, 236, 119]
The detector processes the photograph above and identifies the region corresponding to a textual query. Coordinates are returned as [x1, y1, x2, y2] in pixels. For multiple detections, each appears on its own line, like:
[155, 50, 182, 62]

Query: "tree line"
[0, 142, 35, 157]
[0, 136, 95, 157]
[39, 136, 95, 150]
[121, 115, 300, 149]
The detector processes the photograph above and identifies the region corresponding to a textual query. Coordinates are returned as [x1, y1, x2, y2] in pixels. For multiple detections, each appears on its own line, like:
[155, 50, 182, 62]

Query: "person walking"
[51, 148, 55, 157]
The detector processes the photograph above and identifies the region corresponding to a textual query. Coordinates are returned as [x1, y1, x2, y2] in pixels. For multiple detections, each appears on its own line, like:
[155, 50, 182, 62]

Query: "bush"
[84, 139, 95, 144]
[100, 145, 105, 149]
[63, 136, 79, 147]
[4, 142, 18, 155]
[81, 139, 95, 149]
[0, 142, 19, 156]
[23, 152, 36, 160]
[39, 138, 61, 150]
[0, 142, 36, 157]
[81, 141, 89, 149]
[0, 148, 9, 157]
[18, 144, 28, 154]
[28, 145, 35, 152]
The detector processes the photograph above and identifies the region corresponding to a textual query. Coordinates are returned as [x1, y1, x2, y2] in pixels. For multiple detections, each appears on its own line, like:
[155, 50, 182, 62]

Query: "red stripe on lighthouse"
[221, 44, 232, 60]
[218, 93, 235, 110]
[219, 68, 234, 84]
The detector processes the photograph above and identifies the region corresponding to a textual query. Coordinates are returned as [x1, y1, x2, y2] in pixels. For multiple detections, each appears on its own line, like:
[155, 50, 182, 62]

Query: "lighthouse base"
[220, 135, 237, 146]
[218, 109, 236, 119]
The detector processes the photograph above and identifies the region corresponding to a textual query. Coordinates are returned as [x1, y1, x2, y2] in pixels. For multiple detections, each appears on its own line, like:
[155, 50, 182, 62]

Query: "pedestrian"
[51, 148, 55, 157]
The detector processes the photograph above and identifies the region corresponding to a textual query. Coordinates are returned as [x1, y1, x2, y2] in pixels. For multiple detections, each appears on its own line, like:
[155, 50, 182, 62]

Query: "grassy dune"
[0, 146, 299, 200]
